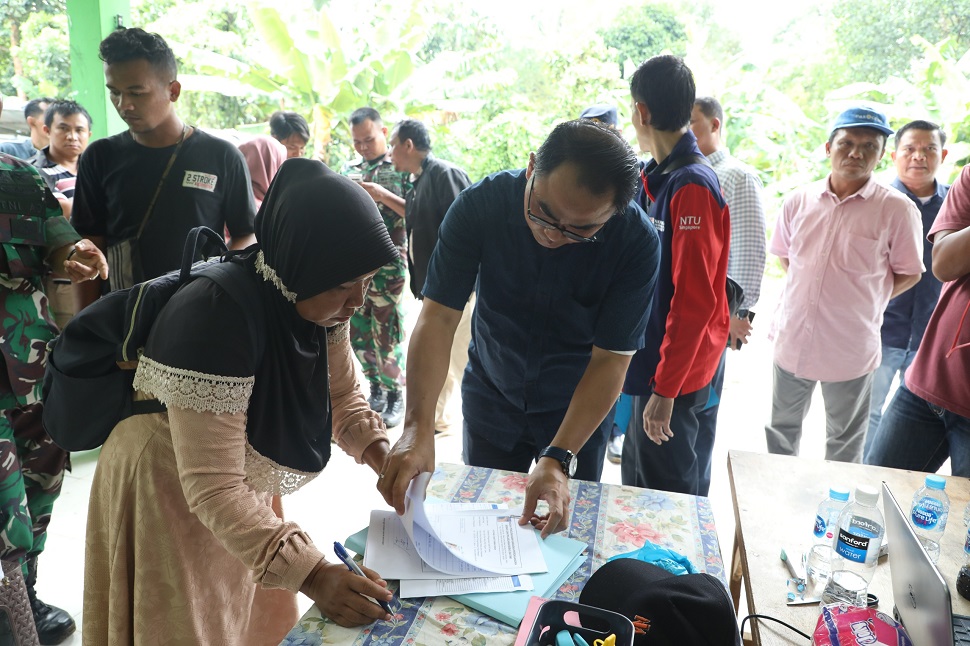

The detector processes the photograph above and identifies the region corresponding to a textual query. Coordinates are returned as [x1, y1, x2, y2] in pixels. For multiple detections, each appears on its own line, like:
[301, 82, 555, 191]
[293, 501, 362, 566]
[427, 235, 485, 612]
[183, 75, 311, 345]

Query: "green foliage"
[3, 0, 965, 200]
[11, 12, 71, 98]
[134, 0, 278, 130]
[0, 0, 66, 98]
[599, 4, 687, 77]
[831, 0, 970, 83]
[166, 0, 429, 163]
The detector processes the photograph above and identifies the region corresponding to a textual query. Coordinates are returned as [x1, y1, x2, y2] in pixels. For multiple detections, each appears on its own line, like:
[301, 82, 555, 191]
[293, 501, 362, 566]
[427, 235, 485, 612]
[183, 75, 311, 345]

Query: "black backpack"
[41, 227, 265, 451]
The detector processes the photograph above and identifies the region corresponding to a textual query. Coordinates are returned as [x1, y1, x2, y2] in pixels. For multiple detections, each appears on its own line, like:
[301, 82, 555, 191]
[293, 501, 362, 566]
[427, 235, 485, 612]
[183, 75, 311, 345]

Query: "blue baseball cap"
[830, 105, 894, 137]
[579, 104, 619, 128]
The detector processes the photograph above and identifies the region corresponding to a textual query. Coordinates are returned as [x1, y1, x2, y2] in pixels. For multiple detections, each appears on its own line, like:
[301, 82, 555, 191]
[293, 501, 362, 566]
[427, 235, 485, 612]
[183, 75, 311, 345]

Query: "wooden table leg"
[731, 527, 743, 613]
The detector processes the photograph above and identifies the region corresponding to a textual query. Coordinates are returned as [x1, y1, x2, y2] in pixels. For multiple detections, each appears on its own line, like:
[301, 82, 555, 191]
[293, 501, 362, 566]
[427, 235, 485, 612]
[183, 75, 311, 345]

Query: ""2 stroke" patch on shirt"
[182, 170, 218, 192]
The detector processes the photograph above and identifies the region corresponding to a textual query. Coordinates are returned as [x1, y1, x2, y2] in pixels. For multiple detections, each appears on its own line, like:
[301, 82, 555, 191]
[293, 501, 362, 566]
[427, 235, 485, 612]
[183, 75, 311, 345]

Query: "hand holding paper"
[378, 424, 435, 515]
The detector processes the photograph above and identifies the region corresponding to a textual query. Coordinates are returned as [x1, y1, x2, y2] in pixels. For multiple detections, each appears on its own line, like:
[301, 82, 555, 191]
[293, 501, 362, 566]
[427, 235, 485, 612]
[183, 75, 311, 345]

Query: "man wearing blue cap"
[579, 105, 620, 129]
[765, 105, 924, 462]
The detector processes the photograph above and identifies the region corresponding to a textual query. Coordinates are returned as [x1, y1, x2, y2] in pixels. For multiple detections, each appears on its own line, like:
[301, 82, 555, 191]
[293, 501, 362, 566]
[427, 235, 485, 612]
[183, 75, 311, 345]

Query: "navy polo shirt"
[423, 169, 660, 449]
[880, 178, 948, 350]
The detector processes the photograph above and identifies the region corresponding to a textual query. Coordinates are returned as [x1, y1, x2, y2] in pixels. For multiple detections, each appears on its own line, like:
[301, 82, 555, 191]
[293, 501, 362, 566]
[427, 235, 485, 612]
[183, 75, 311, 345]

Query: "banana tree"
[171, 0, 430, 164]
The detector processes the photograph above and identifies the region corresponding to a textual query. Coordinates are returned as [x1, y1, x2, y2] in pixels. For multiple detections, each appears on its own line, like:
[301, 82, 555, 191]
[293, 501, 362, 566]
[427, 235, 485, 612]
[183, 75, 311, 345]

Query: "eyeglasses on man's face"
[526, 175, 601, 243]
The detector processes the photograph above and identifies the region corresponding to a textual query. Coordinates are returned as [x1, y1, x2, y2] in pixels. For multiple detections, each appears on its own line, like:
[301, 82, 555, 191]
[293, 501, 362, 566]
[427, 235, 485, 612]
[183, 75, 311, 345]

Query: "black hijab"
[256, 158, 398, 299]
[140, 159, 397, 475]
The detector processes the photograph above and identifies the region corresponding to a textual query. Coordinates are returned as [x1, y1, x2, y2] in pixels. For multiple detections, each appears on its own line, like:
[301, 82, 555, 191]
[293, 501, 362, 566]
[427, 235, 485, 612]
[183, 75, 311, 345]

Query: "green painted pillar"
[66, 0, 129, 140]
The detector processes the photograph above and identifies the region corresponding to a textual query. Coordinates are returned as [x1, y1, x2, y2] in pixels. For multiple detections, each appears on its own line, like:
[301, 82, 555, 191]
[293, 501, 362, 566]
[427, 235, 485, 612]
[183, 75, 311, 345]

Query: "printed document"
[364, 472, 547, 578]
[398, 573, 534, 599]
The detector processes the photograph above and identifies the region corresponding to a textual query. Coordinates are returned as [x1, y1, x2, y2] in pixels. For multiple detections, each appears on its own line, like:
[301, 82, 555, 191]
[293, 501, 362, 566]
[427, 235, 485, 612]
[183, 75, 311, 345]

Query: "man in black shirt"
[388, 119, 472, 435]
[72, 28, 256, 308]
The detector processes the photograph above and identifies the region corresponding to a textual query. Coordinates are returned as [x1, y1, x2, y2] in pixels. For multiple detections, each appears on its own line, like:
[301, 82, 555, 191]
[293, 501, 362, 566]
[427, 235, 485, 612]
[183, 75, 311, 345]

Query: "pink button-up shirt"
[770, 176, 924, 381]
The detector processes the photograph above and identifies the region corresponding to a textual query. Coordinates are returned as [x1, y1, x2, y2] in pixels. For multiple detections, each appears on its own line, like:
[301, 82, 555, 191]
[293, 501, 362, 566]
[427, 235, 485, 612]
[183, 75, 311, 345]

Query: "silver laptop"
[883, 482, 970, 646]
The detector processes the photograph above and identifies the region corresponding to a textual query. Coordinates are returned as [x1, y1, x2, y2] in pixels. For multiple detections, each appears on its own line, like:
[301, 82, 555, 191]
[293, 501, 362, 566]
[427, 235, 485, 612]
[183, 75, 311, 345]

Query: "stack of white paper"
[363, 472, 548, 598]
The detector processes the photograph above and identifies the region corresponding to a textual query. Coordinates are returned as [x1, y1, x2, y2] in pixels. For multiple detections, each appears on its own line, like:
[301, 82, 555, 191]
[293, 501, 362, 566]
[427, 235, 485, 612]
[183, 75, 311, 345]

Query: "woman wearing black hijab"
[83, 159, 399, 645]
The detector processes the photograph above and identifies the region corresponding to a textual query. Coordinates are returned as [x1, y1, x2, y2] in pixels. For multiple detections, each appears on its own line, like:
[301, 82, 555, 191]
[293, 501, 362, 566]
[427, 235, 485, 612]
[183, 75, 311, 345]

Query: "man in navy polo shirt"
[863, 120, 949, 459]
[379, 120, 660, 537]
[621, 55, 731, 497]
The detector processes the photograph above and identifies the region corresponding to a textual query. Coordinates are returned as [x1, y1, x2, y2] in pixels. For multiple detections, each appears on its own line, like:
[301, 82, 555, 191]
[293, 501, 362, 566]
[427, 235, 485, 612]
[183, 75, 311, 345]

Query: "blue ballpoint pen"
[333, 541, 393, 614]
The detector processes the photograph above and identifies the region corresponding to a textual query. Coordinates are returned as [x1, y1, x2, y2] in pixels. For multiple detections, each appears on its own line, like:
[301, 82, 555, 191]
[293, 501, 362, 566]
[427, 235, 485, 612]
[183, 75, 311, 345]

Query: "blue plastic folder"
[345, 526, 587, 626]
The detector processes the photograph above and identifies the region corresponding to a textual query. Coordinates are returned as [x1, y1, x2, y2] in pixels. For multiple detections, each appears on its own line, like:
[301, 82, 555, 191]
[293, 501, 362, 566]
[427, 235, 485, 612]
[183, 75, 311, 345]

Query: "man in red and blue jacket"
[621, 55, 731, 496]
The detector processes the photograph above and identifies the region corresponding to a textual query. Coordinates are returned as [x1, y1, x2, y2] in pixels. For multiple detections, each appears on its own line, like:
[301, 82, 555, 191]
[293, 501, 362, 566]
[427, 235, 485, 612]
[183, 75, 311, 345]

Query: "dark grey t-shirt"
[72, 128, 255, 281]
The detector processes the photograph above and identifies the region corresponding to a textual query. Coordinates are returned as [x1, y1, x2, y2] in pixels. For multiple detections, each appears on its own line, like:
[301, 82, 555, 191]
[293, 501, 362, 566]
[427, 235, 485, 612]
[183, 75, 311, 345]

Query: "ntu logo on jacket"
[679, 215, 701, 231]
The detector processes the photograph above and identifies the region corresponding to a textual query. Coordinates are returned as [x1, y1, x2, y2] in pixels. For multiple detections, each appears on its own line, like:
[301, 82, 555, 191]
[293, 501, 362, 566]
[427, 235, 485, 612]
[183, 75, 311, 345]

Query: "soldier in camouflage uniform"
[0, 152, 108, 644]
[344, 108, 409, 427]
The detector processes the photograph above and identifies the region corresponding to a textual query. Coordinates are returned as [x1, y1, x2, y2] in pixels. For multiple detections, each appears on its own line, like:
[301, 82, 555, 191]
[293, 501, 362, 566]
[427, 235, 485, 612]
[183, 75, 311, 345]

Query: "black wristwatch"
[538, 446, 577, 478]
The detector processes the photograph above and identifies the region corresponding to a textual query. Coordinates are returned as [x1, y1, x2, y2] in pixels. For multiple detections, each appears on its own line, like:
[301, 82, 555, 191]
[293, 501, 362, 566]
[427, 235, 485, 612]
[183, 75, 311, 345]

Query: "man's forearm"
[933, 228, 970, 282]
[547, 347, 632, 454]
[379, 191, 406, 217]
[402, 299, 462, 436]
[890, 272, 921, 299]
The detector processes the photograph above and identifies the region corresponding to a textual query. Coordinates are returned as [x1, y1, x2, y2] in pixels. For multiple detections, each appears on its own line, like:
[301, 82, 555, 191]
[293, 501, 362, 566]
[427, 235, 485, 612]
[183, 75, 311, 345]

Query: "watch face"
[566, 454, 577, 477]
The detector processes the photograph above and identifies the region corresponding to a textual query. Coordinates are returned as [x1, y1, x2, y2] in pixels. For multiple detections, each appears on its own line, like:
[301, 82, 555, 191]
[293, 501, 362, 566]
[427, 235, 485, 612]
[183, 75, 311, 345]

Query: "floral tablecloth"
[281, 463, 725, 645]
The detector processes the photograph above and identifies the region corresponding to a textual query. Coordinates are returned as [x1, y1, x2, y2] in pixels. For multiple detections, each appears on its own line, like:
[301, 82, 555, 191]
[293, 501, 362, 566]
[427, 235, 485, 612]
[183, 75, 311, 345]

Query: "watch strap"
[538, 446, 575, 477]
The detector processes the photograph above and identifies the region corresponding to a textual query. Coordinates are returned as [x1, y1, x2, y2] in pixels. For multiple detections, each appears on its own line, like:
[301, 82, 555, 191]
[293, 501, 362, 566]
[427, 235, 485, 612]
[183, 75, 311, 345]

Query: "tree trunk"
[10, 20, 25, 100]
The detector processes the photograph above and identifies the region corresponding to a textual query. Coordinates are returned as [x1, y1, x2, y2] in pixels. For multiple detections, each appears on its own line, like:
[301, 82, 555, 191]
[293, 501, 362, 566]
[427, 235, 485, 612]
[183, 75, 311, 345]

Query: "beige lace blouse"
[134, 321, 387, 591]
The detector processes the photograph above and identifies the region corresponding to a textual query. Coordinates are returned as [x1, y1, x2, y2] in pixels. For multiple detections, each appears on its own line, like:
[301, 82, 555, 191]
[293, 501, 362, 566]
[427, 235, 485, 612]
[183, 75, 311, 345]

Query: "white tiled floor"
[37, 275, 909, 644]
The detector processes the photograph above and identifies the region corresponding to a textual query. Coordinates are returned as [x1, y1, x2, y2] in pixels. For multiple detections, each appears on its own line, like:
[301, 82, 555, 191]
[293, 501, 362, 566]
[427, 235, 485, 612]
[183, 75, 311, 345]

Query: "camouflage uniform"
[345, 155, 409, 390]
[0, 154, 78, 576]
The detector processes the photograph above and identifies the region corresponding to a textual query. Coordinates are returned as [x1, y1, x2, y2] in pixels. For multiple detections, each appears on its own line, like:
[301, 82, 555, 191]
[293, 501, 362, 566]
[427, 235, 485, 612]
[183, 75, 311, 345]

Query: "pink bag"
[812, 604, 913, 646]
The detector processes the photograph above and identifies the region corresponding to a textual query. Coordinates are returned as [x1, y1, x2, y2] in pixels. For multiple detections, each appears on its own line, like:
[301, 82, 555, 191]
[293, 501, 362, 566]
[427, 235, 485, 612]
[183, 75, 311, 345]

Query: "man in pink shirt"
[866, 164, 970, 475]
[766, 106, 924, 463]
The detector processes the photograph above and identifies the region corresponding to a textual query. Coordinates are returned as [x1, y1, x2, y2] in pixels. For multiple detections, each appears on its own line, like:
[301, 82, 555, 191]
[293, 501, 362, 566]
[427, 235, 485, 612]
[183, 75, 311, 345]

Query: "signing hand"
[728, 314, 753, 350]
[642, 393, 675, 445]
[519, 458, 571, 539]
[302, 561, 392, 627]
[63, 239, 108, 282]
[378, 427, 435, 515]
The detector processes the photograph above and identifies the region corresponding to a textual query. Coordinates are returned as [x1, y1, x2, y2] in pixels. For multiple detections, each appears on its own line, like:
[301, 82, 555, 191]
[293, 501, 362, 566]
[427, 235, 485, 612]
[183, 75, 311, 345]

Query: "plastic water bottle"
[823, 485, 885, 606]
[813, 486, 851, 545]
[963, 500, 970, 526]
[910, 475, 949, 563]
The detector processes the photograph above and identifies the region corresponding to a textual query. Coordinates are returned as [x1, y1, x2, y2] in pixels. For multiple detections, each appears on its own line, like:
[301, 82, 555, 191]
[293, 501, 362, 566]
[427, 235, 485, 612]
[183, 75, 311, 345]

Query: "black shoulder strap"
[660, 154, 712, 175]
[201, 261, 267, 364]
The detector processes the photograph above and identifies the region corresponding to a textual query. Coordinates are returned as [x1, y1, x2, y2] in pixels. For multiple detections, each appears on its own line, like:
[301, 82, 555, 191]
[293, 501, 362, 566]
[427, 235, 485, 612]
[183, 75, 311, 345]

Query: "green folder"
[345, 526, 587, 627]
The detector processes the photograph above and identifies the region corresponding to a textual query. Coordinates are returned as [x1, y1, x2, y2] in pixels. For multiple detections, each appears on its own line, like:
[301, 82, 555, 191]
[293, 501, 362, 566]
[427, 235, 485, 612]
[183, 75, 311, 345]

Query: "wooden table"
[280, 462, 727, 645]
[728, 450, 970, 645]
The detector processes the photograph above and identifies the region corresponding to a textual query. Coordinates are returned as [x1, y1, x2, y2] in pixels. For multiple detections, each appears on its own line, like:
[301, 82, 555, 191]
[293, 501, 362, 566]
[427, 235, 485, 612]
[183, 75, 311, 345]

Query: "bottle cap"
[926, 475, 947, 491]
[829, 486, 850, 502]
[855, 485, 879, 506]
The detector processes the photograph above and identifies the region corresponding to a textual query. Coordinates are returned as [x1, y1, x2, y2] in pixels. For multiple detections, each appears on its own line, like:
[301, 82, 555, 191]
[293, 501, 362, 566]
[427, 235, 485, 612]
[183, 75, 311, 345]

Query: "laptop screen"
[883, 481, 955, 646]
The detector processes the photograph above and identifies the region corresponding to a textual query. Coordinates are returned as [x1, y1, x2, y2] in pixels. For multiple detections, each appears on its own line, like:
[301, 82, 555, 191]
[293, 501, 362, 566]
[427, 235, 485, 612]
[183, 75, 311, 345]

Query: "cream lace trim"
[244, 442, 320, 495]
[255, 250, 297, 302]
[132, 356, 254, 415]
[327, 321, 349, 345]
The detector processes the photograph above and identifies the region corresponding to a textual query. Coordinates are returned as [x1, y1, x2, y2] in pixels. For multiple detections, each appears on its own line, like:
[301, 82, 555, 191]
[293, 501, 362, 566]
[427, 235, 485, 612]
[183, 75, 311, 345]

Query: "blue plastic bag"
[607, 540, 697, 576]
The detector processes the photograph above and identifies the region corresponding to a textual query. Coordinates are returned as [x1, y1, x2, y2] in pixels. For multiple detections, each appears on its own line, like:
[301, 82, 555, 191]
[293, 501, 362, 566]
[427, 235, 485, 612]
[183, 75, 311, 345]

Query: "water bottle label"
[965, 530, 970, 555]
[912, 496, 945, 530]
[814, 515, 826, 538]
[836, 518, 880, 564]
